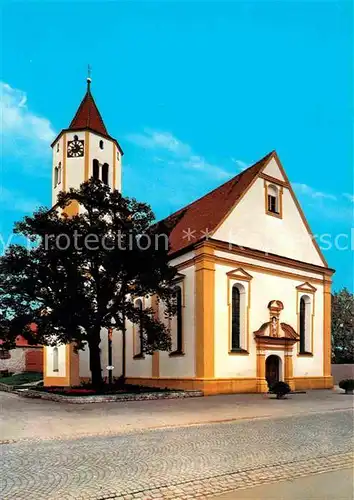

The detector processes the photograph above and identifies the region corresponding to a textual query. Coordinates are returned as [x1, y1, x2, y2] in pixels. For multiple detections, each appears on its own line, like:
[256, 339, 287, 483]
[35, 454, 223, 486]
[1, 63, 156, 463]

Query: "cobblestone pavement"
[1, 409, 353, 500]
[213, 468, 354, 499]
[1, 389, 353, 442]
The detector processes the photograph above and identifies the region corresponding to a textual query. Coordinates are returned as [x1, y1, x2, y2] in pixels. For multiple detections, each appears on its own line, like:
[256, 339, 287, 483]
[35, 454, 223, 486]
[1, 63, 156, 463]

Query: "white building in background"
[44, 80, 334, 394]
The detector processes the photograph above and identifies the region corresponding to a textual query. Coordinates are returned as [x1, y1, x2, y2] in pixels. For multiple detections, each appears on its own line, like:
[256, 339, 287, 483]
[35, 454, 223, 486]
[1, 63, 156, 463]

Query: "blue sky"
[1, 1, 353, 290]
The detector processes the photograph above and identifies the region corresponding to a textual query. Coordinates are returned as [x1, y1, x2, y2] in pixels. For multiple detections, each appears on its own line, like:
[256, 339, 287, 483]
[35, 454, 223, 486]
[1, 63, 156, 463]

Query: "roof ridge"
[162, 150, 274, 222]
[157, 150, 275, 254]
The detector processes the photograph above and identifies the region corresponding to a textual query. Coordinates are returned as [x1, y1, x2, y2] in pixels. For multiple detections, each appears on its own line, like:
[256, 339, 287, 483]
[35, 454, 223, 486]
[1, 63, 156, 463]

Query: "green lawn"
[0, 372, 43, 386]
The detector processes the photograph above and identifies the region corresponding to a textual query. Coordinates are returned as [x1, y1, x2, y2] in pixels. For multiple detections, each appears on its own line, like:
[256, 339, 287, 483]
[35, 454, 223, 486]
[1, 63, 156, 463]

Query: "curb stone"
[12, 387, 203, 403]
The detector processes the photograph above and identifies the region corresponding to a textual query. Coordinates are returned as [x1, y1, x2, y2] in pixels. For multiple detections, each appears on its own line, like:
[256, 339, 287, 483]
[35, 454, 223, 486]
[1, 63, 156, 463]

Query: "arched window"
[56, 142, 59, 152]
[231, 285, 241, 349]
[54, 166, 58, 187]
[135, 299, 143, 356]
[299, 295, 311, 353]
[99, 140, 104, 150]
[73, 134, 78, 141]
[93, 159, 99, 180]
[102, 163, 109, 185]
[57, 162, 62, 184]
[175, 286, 183, 353]
[53, 347, 59, 372]
[267, 184, 279, 214]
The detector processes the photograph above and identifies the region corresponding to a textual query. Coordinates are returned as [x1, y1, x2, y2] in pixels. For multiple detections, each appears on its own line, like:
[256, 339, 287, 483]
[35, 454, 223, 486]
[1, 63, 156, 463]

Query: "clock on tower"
[67, 136, 84, 157]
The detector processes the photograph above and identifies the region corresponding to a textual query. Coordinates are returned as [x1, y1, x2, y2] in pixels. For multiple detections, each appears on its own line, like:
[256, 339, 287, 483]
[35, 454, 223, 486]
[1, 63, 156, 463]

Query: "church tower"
[50, 76, 123, 207]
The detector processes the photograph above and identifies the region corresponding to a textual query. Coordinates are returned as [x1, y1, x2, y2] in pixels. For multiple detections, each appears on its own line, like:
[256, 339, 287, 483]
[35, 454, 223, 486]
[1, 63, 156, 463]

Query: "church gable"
[261, 156, 287, 183]
[162, 152, 272, 254]
[212, 153, 327, 267]
[162, 150, 327, 268]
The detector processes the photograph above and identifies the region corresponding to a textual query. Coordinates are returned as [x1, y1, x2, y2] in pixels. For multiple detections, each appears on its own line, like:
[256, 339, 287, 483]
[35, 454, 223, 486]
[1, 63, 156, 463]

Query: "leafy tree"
[332, 288, 354, 364]
[0, 180, 178, 387]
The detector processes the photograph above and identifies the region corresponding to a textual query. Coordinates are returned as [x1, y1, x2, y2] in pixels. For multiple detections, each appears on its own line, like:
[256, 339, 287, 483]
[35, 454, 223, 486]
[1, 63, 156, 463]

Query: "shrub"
[270, 381, 291, 399]
[338, 379, 354, 393]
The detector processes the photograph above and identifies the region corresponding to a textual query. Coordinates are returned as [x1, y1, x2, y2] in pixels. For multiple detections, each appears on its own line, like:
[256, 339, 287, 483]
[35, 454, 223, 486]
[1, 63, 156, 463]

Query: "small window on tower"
[54, 166, 58, 187]
[93, 159, 99, 180]
[99, 140, 104, 150]
[102, 163, 109, 185]
[73, 135, 78, 141]
[117, 151, 120, 161]
[57, 142, 59, 152]
[57, 162, 62, 184]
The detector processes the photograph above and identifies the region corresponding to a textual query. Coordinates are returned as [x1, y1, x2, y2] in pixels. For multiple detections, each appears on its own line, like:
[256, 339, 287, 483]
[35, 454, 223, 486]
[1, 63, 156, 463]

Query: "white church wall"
[213, 177, 324, 266]
[112, 330, 123, 378]
[99, 327, 124, 380]
[52, 135, 64, 206]
[214, 250, 324, 281]
[99, 329, 109, 379]
[214, 263, 257, 379]
[159, 264, 196, 378]
[79, 328, 123, 380]
[87, 132, 118, 190]
[293, 286, 324, 377]
[45, 344, 67, 377]
[214, 259, 325, 379]
[79, 344, 90, 378]
[169, 251, 195, 268]
[125, 296, 153, 378]
[262, 157, 286, 181]
[65, 131, 87, 192]
[125, 320, 153, 378]
[54, 131, 121, 200]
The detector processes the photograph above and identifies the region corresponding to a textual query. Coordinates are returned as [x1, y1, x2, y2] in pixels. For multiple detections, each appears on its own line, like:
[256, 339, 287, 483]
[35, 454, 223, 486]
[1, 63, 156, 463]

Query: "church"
[43, 79, 334, 395]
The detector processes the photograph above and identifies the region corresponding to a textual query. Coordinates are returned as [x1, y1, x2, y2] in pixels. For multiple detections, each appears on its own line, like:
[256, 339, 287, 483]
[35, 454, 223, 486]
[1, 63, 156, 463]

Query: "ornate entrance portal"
[266, 355, 280, 388]
[254, 300, 299, 393]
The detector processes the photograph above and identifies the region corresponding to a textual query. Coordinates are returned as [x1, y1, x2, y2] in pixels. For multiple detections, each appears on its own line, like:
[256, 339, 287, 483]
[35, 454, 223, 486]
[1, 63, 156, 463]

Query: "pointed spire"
[68, 70, 109, 137]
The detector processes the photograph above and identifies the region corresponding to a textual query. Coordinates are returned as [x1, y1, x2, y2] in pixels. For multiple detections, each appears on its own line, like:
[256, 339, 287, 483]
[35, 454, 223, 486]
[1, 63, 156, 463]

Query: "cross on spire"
[87, 64, 92, 89]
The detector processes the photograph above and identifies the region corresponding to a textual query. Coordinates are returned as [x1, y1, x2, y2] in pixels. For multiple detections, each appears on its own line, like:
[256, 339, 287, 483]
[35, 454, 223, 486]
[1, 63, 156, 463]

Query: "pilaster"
[284, 350, 295, 391]
[323, 278, 333, 381]
[256, 350, 268, 393]
[151, 294, 160, 378]
[195, 243, 215, 378]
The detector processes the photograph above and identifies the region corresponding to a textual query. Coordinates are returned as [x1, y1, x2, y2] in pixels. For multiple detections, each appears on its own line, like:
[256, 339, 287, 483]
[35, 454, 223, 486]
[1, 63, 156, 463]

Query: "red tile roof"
[14, 335, 41, 348]
[159, 151, 274, 254]
[69, 82, 109, 137]
[0, 324, 41, 348]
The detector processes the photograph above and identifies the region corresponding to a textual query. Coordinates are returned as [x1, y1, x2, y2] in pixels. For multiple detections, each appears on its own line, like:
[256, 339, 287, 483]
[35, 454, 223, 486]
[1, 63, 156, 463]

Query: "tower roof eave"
[50, 128, 124, 155]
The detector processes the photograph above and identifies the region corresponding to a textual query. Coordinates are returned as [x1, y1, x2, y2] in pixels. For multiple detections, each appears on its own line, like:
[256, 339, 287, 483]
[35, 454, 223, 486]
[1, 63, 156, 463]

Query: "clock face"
[67, 139, 84, 158]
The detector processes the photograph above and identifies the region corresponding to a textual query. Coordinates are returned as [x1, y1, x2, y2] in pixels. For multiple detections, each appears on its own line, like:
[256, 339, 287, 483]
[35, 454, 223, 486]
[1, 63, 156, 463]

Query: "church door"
[265, 355, 280, 389]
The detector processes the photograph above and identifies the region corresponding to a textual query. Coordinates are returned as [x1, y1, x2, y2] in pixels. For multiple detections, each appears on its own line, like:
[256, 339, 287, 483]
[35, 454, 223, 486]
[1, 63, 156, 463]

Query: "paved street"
[214, 468, 354, 499]
[1, 404, 353, 500]
[1, 389, 353, 442]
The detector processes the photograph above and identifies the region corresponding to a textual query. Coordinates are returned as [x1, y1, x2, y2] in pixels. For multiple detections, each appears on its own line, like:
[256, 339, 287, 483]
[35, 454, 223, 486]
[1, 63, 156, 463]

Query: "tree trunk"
[88, 330, 102, 390]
